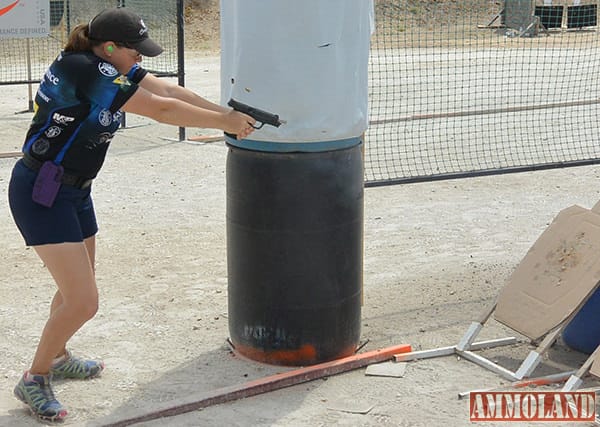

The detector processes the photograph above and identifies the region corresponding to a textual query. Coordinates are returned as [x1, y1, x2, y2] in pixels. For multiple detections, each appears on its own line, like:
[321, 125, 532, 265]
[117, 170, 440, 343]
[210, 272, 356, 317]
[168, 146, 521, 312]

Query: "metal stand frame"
[478, 9, 505, 28]
[396, 205, 600, 391]
[394, 299, 587, 385]
[562, 345, 600, 391]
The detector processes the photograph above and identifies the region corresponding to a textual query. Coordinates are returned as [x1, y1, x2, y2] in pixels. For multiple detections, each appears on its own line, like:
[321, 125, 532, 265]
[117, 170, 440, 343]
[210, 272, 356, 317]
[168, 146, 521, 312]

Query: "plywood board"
[591, 349, 600, 378]
[365, 361, 407, 378]
[494, 206, 600, 340]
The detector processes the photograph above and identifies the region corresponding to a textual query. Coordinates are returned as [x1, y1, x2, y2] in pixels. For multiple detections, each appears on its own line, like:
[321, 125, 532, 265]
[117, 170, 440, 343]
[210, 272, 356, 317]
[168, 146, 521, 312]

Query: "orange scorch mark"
[233, 342, 359, 366]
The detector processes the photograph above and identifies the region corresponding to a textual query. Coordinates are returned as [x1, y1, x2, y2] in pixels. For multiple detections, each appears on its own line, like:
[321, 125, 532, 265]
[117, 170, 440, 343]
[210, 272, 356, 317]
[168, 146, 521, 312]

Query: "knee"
[80, 297, 99, 321]
[70, 294, 99, 322]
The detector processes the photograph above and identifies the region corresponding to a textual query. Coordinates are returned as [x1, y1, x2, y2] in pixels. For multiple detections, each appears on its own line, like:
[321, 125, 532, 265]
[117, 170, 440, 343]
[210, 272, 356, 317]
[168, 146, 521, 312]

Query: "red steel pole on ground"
[100, 343, 412, 427]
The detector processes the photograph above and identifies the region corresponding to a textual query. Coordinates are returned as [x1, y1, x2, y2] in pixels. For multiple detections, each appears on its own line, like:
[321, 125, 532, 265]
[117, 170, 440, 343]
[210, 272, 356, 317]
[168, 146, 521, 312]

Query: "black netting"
[0, 0, 179, 86]
[366, 0, 600, 186]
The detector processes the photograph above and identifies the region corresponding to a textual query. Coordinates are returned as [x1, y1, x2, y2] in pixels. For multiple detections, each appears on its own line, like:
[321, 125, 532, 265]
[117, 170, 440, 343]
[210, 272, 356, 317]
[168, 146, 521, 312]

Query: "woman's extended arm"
[121, 83, 255, 139]
[138, 72, 228, 113]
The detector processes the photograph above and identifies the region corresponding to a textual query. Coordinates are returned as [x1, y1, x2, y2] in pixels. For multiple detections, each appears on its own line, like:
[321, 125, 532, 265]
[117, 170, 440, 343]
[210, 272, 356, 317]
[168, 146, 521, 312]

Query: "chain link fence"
[3, 1, 600, 185]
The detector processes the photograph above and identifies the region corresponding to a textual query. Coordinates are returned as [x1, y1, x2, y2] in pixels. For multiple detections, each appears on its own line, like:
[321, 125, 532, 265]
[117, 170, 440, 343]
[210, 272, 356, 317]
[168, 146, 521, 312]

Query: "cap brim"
[131, 38, 163, 57]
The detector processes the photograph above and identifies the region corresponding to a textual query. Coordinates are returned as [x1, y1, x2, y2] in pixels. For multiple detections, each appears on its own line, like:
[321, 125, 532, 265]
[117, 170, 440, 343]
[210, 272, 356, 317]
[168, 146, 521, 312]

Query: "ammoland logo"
[470, 391, 596, 422]
[0, 1, 20, 17]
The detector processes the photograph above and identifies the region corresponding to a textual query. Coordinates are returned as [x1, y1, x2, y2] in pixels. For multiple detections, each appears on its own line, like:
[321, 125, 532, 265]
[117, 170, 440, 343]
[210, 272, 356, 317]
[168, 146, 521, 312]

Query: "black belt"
[22, 154, 94, 190]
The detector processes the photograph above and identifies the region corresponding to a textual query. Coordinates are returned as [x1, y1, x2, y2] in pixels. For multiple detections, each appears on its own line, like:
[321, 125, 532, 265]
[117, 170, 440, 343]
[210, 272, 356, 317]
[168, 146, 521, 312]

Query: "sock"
[52, 351, 69, 367]
[24, 370, 47, 381]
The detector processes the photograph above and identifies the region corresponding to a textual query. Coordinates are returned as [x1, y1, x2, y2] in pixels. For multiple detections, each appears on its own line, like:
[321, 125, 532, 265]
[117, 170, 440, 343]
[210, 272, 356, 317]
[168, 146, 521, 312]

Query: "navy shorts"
[8, 159, 98, 246]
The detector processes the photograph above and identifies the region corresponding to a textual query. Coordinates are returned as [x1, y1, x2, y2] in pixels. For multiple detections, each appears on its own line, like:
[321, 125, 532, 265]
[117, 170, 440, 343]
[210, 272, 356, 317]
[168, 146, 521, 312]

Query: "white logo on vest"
[98, 62, 118, 77]
[98, 109, 113, 127]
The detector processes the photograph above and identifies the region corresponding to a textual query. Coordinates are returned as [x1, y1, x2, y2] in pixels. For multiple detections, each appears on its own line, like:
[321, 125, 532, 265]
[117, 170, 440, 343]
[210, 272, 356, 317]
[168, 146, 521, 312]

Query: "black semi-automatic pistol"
[228, 98, 285, 129]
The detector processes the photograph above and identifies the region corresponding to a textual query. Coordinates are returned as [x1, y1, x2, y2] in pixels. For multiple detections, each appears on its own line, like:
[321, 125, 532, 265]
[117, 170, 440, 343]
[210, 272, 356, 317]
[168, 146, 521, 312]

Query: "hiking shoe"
[50, 350, 104, 380]
[14, 371, 68, 422]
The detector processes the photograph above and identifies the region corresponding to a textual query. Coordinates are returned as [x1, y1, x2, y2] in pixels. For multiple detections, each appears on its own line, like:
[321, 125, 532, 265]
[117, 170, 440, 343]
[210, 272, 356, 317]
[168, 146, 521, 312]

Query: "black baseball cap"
[88, 7, 163, 57]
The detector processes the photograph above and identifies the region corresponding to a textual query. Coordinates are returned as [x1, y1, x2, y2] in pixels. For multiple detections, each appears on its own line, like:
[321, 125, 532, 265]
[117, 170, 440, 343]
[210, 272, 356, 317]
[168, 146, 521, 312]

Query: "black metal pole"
[117, 0, 125, 127]
[66, 0, 71, 34]
[177, 0, 186, 141]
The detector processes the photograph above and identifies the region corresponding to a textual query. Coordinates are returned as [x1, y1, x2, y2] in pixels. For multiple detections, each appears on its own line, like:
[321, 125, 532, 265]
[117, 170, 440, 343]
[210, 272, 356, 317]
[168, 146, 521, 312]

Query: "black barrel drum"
[226, 142, 363, 365]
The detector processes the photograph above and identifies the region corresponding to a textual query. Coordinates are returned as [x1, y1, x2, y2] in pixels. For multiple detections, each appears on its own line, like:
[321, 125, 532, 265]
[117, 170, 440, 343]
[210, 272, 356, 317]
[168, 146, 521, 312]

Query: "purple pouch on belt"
[32, 161, 64, 207]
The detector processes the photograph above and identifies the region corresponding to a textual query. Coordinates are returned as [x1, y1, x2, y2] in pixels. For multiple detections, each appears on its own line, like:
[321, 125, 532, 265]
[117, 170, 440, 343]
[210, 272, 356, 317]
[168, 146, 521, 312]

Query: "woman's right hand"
[225, 110, 257, 140]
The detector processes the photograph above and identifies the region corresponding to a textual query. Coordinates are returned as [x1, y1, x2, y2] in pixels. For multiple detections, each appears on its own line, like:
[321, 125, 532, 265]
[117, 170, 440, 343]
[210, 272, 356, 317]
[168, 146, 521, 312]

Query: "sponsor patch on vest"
[98, 109, 113, 127]
[45, 126, 62, 138]
[98, 62, 119, 77]
[31, 138, 50, 155]
[112, 75, 133, 92]
[52, 112, 75, 125]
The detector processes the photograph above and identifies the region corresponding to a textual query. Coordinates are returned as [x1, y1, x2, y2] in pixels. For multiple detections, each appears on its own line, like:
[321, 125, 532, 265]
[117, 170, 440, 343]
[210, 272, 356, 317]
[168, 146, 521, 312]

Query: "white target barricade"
[395, 204, 600, 389]
[220, 0, 375, 366]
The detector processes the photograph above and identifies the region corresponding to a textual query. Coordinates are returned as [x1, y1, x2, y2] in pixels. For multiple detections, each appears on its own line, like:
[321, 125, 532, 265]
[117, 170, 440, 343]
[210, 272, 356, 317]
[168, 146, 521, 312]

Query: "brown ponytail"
[64, 23, 103, 52]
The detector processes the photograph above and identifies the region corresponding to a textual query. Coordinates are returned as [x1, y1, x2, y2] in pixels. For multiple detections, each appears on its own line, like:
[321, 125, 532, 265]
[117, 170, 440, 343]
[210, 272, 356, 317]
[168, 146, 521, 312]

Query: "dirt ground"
[1, 49, 600, 427]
